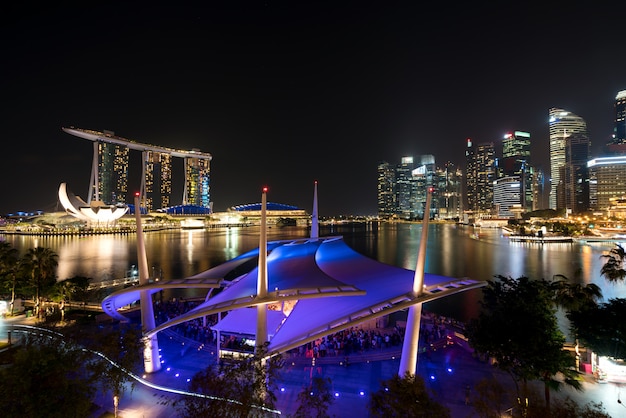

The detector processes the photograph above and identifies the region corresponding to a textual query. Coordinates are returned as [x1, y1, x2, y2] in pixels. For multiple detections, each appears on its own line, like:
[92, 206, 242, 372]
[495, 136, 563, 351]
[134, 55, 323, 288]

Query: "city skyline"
[1, 3, 625, 216]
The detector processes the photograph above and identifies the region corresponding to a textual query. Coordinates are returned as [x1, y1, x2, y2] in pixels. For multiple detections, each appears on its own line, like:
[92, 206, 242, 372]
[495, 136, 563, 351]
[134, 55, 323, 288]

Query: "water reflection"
[2, 223, 625, 321]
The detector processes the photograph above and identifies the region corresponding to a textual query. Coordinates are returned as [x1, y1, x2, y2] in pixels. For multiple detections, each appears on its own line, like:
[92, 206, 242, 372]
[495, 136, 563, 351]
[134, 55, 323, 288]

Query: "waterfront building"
[604, 90, 626, 155]
[587, 156, 626, 212]
[63, 127, 212, 212]
[377, 161, 396, 219]
[497, 131, 533, 212]
[434, 162, 463, 219]
[548, 108, 589, 210]
[396, 156, 415, 219]
[562, 132, 591, 214]
[492, 176, 521, 218]
[465, 139, 495, 215]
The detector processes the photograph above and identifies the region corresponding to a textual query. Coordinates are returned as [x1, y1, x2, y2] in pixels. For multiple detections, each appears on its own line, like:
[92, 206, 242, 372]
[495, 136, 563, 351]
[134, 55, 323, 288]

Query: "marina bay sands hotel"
[63, 127, 212, 212]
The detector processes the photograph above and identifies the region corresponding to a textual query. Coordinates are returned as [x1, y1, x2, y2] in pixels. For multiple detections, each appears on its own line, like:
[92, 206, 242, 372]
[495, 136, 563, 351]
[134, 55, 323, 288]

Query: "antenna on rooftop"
[311, 181, 319, 239]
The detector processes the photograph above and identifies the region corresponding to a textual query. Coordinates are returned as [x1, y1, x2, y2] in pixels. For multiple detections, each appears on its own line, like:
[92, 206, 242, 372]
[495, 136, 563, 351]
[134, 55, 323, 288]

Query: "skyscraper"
[498, 131, 533, 211]
[93, 139, 129, 205]
[465, 139, 495, 214]
[562, 132, 590, 213]
[377, 161, 396, 219]
[142, 151, 172, 211]
[548, 108, 588, 210]
[184, 155, 211, 208]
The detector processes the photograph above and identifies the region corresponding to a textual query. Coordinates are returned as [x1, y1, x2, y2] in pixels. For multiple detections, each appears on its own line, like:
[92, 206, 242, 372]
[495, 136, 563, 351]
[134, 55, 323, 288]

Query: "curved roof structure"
[231, 202, 301, 212]
[102, 235, 484, 356]
[58, 182, 128, 222]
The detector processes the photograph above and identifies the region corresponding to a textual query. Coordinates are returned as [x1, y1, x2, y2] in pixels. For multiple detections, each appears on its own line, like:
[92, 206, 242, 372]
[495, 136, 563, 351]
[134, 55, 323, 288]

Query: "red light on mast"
[262, 186, 268, 193]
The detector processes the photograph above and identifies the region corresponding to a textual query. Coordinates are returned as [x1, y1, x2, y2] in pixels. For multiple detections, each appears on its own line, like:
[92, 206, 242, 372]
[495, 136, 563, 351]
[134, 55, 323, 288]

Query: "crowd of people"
[153, 297, 464, 359]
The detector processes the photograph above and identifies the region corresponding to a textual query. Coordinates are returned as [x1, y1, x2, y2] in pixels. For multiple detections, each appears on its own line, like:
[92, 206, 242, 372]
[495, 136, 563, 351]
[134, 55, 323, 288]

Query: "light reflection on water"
[2, 223, 625, 322]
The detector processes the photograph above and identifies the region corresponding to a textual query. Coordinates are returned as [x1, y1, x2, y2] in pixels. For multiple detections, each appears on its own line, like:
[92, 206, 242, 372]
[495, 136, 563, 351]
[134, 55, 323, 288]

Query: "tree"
[568, 298, 626, 360]
[600, 243, 626, 283]
[466, 276, 582, 412]
[368, 372, 450, 418]
[20, 246, 59, 318]
[0, 241, 22, 315]
[0, 329, 97, 417]
[173, 343, 283, 417]
[292, 375, 335, 418]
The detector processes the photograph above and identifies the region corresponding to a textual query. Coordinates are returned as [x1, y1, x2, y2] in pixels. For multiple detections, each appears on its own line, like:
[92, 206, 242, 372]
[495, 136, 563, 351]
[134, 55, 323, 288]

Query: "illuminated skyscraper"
[561, 133, 590, 213]
[377, 161, 396, 219]
[434, 162, 463, 219]
[548, 108, 588, 210]
[465, 139, 495, 214]
[497, 131, 533, 211]
[142, 151, 172, 211]
[184, 154, 211, 208]
[93, 137, 129, 205]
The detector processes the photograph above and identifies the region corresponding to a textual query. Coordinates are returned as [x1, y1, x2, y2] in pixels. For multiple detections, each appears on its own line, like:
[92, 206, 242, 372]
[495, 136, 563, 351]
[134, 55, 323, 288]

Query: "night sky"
[2, 2, 625, 216]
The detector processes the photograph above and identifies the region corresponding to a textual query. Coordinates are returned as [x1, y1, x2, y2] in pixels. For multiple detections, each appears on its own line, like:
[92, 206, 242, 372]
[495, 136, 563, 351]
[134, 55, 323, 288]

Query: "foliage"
[517, 388, 611, 418]
[0, 330, 96, 418]
[174, 343, 283, 418]
[568, 298, 626, 360]
[0, 241, 22, 314]
[465, 276, 582, 410]
[368, 372, 450, 418]
[600, 243, 626, 283]
[51, 275, 91, 304]
[20, 246, 59, 318]
[291, 375, 335, 418]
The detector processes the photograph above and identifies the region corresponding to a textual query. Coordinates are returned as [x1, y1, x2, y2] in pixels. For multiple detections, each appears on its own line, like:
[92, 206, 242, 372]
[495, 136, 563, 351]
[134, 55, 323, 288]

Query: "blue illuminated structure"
[102, 182, 486, 373]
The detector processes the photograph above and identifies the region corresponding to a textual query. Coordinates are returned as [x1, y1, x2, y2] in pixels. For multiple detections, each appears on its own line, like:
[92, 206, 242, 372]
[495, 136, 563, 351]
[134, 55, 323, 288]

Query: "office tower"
[184, 155, 211, 208]
[377, 161, 396, 219]
[413, 155, 437, 219]
[561, 133, 590, 213]
[465, 139, 495, 214]
[93, 139, 129, 205]
[493, 176, 521, 218]
[435, 162, 463, 219]
[395, 157, 415, 219]
[142, 151, 172, 211]
[588, 156, 626, 211]
[498, 131, 533, 211]
[549, 108, 588, 210]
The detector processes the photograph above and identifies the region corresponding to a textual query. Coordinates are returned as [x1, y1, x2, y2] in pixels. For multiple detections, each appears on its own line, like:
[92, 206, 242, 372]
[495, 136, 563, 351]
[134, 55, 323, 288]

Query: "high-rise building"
[184, 155, 211, 208]
[497, 131, 533, 211]
[377, 161, 396, 219]
[493, 176, 521, 218]
[142, 151, 172, 211]
[548, 108, 588, 210]
[395, 156, 415, 219]
[93, 139, 129, 205]
[561, 133, 590, 213]
[465, 139, 495, 214]
[588, 156, 626, 211]
[434, 162, 463, 219]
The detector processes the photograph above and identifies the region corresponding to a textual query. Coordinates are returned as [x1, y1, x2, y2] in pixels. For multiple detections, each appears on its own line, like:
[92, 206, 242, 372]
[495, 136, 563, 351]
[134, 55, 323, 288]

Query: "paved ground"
[2, 314, 626, 417]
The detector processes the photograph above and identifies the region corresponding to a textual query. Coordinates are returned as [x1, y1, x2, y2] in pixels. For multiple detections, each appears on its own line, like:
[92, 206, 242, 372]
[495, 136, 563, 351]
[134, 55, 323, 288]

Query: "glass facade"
[548, 108, 588, 210]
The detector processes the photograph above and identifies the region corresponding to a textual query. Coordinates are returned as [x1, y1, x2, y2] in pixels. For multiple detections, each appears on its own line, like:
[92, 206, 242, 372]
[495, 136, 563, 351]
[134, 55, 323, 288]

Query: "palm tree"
[600, 244, 626, 282]
[21, 247, 58, 319]
[551, 274, 603, 312]
[0, 242, 20, 315]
